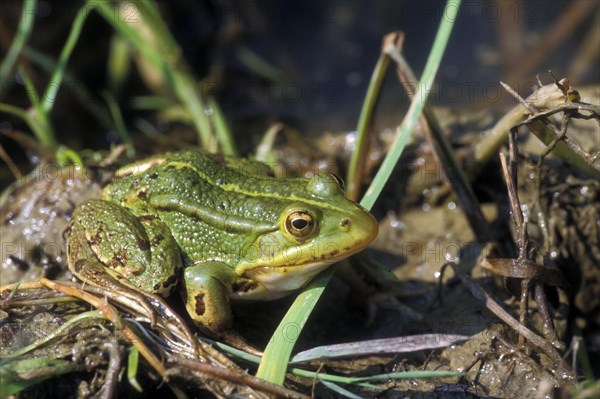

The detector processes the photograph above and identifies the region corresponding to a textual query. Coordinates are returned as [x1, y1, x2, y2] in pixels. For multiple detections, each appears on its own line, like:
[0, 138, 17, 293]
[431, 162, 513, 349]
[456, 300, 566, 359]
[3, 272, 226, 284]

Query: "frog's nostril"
[340, 219, 351, 229]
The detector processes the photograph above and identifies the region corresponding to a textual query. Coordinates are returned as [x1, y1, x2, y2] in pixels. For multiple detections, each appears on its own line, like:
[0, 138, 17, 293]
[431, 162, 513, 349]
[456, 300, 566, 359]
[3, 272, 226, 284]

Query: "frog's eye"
[285, 211, 316, 239]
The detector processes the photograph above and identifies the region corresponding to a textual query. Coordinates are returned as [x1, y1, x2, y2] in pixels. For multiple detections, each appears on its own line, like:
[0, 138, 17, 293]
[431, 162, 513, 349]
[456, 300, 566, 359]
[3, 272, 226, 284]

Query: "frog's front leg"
[182, 262, 237, 334]
[183, 262, 260, 352]
[67, 199, 182, 320]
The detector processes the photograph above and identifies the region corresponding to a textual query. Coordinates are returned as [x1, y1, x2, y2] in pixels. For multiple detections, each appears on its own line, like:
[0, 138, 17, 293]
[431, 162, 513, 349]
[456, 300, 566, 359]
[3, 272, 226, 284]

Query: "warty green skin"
[67, 151, 378, 336]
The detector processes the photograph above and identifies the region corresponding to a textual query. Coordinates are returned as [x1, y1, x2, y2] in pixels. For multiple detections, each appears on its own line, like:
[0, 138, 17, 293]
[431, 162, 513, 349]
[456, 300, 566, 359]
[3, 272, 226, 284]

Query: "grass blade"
[255, 266, 336, 383]
[0, 0, 36, 84]
[361, 0, 462, 210]
[41, 4, 89, 114]
[346, 37, 391, 201]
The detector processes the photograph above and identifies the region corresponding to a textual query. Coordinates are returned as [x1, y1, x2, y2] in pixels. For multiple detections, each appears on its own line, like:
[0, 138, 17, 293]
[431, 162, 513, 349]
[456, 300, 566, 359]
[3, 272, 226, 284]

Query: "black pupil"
[292, 218, 309, 230]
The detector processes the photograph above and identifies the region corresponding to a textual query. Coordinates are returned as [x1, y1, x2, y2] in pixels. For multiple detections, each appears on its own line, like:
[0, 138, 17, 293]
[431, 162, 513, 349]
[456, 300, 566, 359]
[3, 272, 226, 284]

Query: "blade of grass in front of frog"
[255, 265, 337, 382]
[256, 1, 462, 385]
[0, 0, 36, 86]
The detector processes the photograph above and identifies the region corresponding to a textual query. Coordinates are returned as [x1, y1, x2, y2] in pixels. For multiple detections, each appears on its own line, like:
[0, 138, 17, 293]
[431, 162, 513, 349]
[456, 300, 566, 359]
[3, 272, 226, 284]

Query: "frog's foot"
[71, 257, 161, 326]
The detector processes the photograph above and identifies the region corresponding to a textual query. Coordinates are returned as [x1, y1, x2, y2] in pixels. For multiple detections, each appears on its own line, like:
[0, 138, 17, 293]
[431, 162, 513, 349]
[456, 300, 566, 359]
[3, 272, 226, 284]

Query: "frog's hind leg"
[67, 199, 182, 323]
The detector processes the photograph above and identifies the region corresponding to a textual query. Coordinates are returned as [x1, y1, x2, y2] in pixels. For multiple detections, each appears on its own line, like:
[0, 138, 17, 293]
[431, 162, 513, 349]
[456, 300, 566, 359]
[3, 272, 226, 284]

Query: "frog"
[66, 151, 378, 344]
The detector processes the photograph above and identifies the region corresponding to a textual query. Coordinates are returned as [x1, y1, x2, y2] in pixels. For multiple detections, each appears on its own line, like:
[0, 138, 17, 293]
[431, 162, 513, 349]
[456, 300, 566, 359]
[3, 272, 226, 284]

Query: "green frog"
[67, 151, 378, 342]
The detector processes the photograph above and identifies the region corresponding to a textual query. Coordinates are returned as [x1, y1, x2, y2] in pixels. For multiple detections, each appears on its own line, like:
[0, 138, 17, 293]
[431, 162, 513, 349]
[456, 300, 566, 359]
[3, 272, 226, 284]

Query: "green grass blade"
[107, 34, 132, 94]
[346, 46, 390, 201]
[3, 3, 89, 151]
[256, 0, 462, 386]
[0, 0, 36, 84]
[291, 367, 464, 385]
[41, 4, 90, 114]
[0, 358, 79, 396]
[22, 45, 113, 130]
[55, 147, 84, 166]
[208, 97, 237, 156]
[255, 266, 337, 383]
[19, 66, 40, 107]
[17, 67, 56, 149]
[127, 347, 143, 392]
[236, 47, 287, 83]
[0, 103, 29, 120]
[360, 0, 461, 210]
[102, 91, 134, 156]
[320, 380, 364, 399]
[1, 310, 103, 360]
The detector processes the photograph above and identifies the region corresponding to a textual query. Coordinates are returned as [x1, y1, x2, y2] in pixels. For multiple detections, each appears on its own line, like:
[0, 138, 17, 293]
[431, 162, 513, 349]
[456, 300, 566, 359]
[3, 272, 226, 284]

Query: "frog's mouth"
[234, 259, 336, 300]
[234, 239, 371, 300]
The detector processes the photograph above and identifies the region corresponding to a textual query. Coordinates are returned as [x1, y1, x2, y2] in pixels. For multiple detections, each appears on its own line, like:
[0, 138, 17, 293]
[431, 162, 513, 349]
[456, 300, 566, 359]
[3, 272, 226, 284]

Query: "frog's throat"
[235, 260, 335, 299]
[235, 238, 371, 294]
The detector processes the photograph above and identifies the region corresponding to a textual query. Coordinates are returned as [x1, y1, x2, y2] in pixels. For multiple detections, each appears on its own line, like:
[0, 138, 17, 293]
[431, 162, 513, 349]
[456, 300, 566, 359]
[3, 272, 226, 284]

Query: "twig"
[172, 359, 311, 399]
[472, 79, 600, 180]
[0, 144, 23, 180]
[99, 341, 122, 399]
[385, 37, 494, 242]
[39, 278, 168, 378]
[500, 151, 532, 347]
